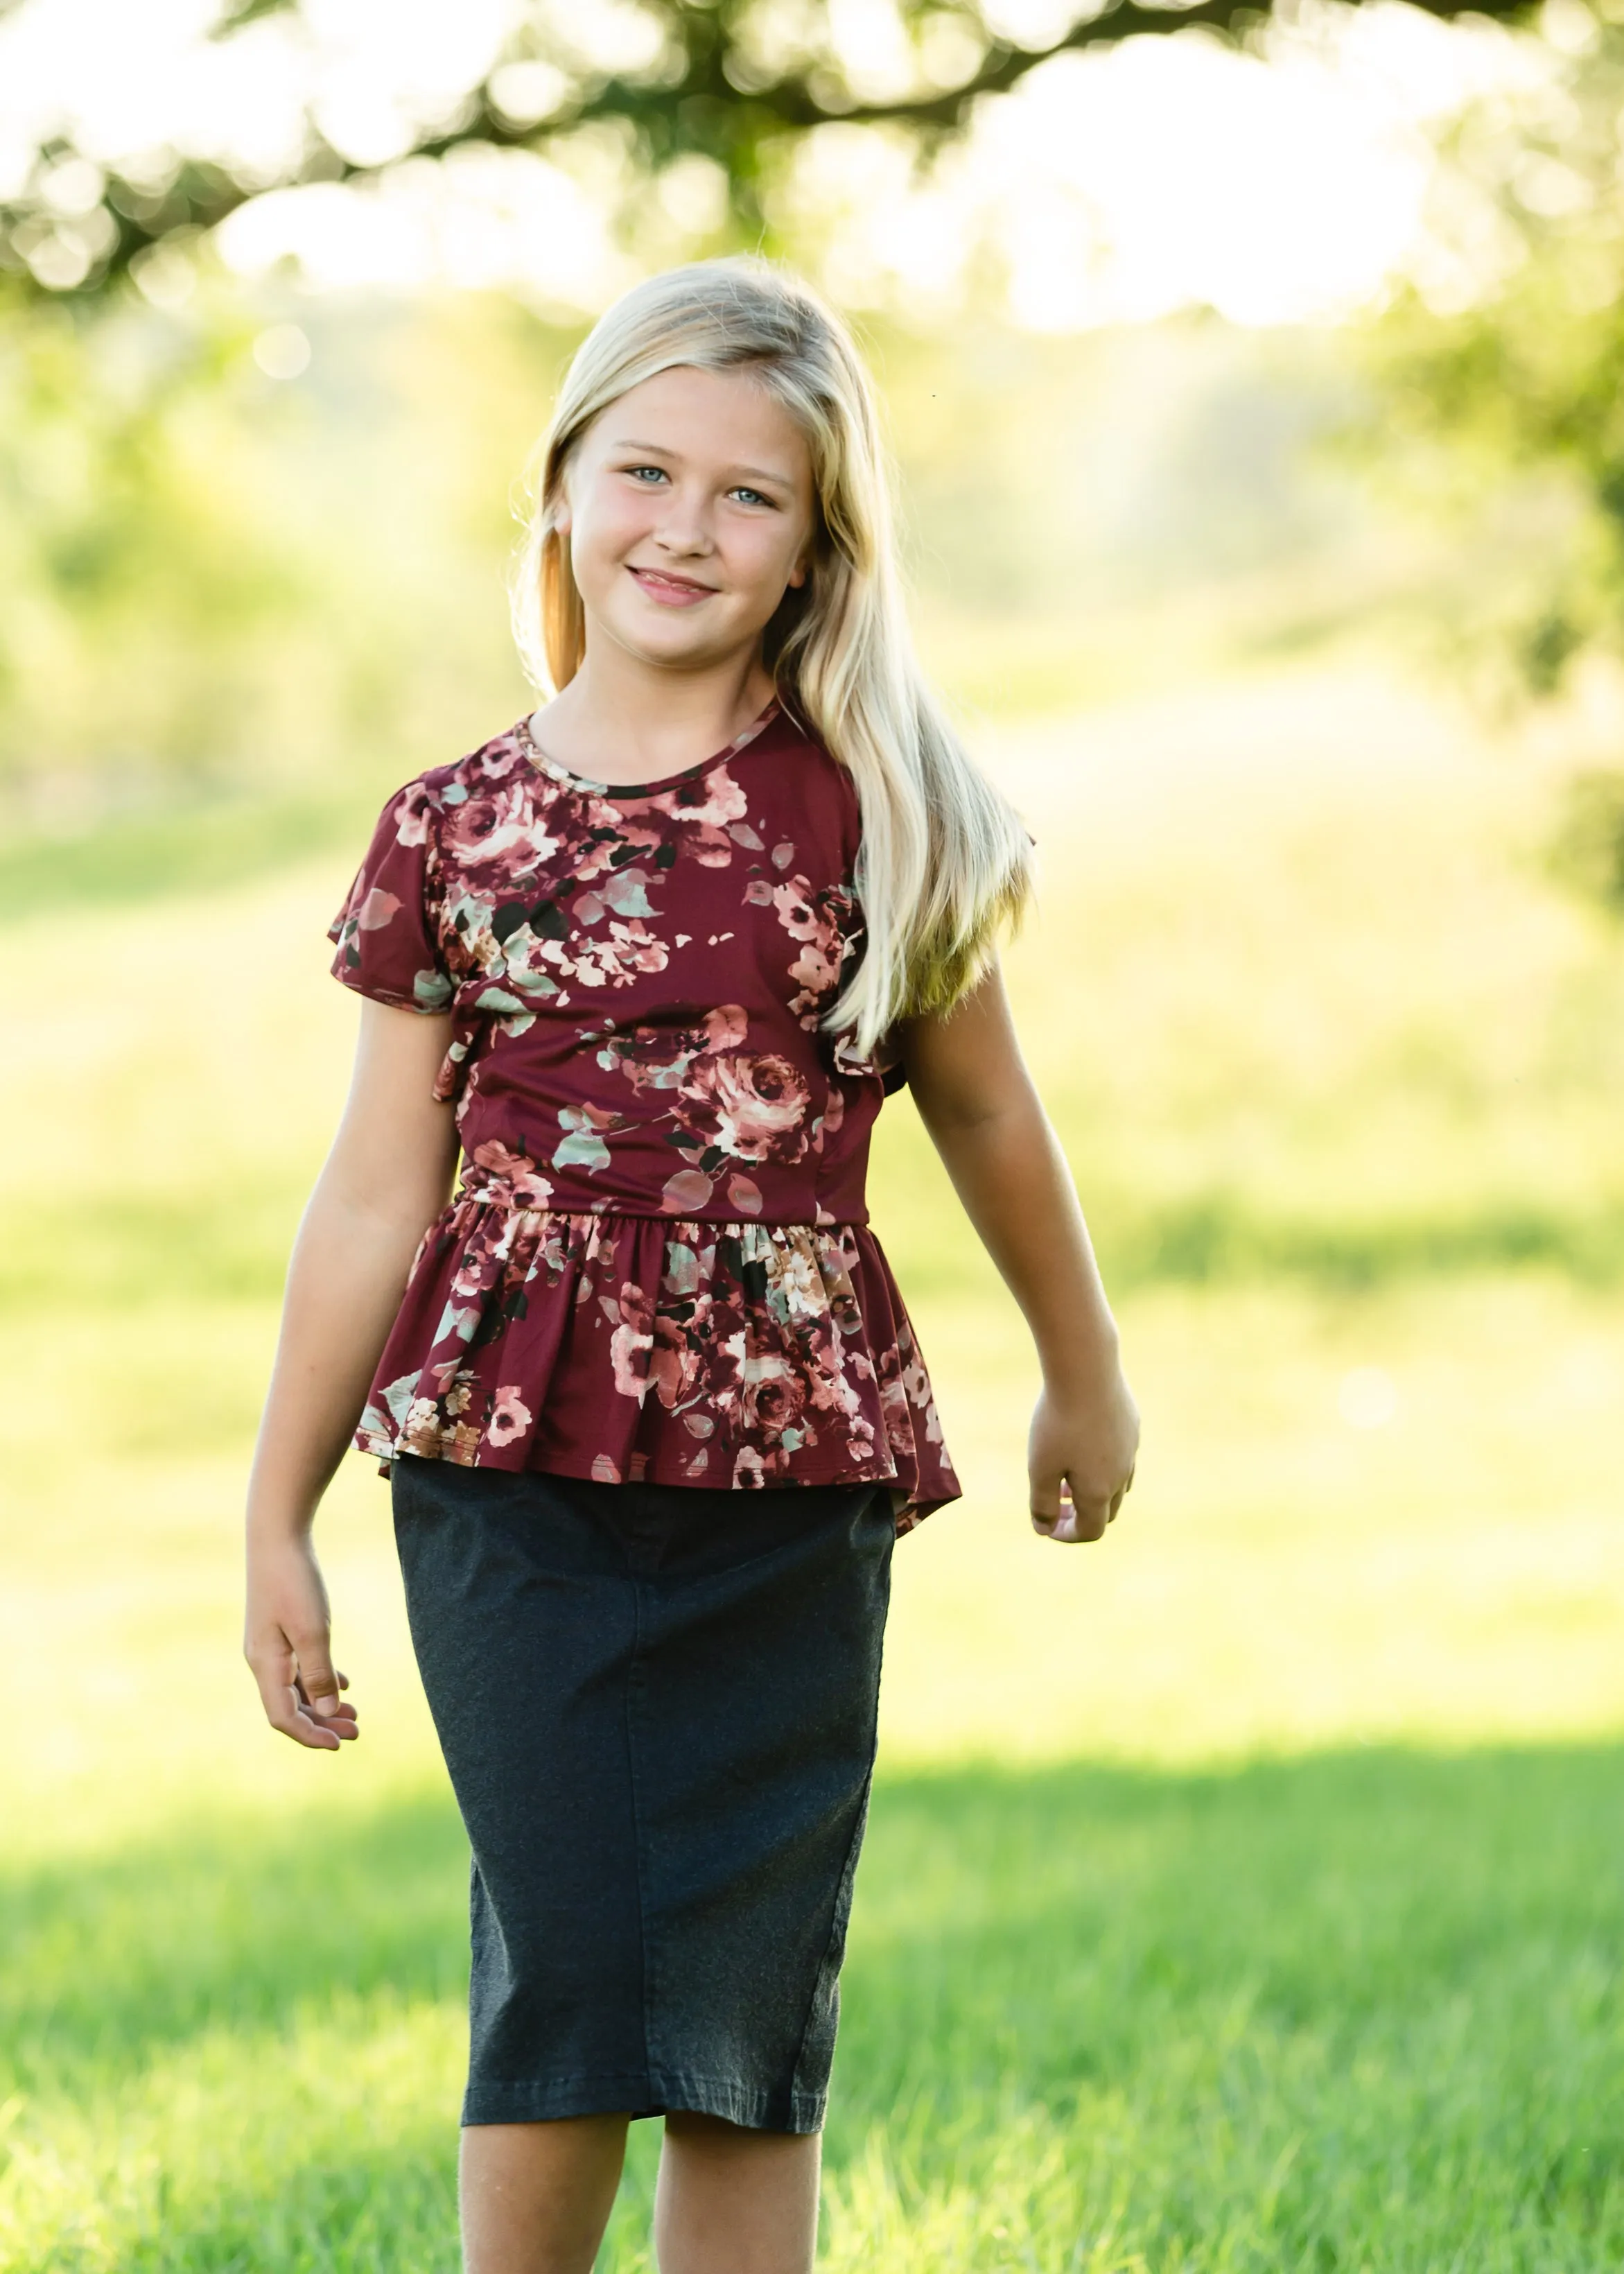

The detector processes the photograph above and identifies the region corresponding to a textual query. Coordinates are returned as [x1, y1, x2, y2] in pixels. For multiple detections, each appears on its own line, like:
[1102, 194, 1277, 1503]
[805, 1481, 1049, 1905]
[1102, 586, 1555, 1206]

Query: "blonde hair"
[510, 257, 1033, 1053]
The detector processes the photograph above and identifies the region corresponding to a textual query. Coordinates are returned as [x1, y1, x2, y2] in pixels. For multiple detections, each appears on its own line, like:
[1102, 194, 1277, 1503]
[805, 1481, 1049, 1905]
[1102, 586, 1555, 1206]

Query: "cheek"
[726, 518, 807, 596]
[570, 487, 646, 587]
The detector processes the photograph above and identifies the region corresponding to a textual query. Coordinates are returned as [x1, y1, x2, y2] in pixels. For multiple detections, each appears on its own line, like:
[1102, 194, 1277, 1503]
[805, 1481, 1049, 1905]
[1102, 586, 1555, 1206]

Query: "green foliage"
[0, 286, 557, 820]
[1, 0, 1531, 303]
[1347, 23, 1624, 903]
[1548, 764, 1624, 914]
[0, 283, 310, 794]
[0, 291, 1390, 832]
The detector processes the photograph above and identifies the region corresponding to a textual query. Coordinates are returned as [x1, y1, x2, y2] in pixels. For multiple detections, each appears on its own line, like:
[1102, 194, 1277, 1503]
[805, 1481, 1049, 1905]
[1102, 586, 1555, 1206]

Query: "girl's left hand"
[1027, 1369, 1140, 1544]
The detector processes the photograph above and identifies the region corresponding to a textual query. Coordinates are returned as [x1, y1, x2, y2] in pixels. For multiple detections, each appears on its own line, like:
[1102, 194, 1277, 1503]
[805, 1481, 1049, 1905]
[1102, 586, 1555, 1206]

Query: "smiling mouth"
[629, 566, 717, 602]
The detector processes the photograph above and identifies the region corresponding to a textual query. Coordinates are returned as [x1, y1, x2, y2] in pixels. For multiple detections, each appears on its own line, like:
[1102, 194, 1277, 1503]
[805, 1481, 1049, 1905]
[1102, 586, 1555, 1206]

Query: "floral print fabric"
[328, 698, 959, 1529]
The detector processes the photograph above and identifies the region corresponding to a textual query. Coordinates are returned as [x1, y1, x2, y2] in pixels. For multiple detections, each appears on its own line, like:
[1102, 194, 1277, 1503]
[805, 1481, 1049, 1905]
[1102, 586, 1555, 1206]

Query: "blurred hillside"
[8, 283, 1624, 1309]
[1, 289, 1438, 849]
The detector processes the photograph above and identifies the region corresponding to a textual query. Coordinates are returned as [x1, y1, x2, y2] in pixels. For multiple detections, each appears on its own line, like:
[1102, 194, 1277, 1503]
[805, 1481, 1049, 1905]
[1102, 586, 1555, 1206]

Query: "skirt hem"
[461, 2070, 826, 2135]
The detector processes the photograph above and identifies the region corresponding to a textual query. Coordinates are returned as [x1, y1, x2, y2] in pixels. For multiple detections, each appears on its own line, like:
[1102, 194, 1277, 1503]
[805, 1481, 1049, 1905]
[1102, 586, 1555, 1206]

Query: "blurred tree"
[3, 0, 1529, 303]
[0, 279, 302, 802]
[1353, 6, 1624, 908]
[0, 280, 557, 814]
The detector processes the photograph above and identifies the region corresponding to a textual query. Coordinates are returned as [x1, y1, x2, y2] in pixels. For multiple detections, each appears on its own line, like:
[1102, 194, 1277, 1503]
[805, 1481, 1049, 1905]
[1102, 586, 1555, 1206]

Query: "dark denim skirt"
[391, 1454, 894, 2134]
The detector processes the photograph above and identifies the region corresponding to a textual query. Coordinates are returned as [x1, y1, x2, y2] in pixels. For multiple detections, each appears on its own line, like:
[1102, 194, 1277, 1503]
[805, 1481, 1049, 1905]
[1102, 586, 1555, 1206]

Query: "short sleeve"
[326, 782, 455, 1014]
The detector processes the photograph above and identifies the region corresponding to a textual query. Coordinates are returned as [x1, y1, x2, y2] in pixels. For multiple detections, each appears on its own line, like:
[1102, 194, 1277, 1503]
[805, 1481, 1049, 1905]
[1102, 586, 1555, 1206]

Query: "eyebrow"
[607, 440, 794, 490]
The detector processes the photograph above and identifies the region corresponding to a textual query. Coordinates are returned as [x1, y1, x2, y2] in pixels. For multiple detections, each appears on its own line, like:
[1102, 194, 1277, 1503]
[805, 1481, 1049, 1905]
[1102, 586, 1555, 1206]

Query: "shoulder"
[747, 705, 860, 845]
[368, 720, 535, 850]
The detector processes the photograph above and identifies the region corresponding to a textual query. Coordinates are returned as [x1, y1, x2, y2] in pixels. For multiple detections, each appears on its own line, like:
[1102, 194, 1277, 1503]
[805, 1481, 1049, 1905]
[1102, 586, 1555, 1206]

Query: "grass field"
[3, 657, 1623, 2268]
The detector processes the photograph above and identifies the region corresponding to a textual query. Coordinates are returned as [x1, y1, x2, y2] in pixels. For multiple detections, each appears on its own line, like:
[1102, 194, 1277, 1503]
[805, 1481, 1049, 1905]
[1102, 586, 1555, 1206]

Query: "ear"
[787, 555, 809, 589]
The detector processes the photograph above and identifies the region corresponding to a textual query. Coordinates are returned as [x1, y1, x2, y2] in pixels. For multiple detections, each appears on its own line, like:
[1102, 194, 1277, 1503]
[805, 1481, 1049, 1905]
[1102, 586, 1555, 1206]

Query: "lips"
[629, 566, 717, 602]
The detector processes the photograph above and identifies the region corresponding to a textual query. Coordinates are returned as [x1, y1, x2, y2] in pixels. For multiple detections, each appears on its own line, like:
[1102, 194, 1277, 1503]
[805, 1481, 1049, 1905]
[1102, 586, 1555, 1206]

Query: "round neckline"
[515, 695, 783, 799]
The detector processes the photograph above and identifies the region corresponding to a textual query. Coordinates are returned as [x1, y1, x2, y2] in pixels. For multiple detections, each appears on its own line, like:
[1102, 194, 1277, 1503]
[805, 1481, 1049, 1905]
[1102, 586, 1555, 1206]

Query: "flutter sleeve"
[326, 781, 455, 1013]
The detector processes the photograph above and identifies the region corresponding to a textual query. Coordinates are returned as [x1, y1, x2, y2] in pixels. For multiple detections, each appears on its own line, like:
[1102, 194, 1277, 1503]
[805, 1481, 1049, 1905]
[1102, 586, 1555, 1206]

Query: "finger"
[294, 1675, 358, 1730]
[283, 1691, 353, 1746]
[291, 1629, 344, 1720]
[1065, 1495, 1110, 1543]
[249, 1658, 348, 1748]
[1036, 1485, 1111, 1545]
[245, 1625, 357, 1746]
[1029, 1470, 1066, 1534]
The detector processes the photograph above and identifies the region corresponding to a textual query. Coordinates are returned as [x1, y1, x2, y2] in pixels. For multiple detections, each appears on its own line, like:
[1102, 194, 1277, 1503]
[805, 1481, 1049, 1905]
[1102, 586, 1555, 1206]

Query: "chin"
[608, 611, 730, 667]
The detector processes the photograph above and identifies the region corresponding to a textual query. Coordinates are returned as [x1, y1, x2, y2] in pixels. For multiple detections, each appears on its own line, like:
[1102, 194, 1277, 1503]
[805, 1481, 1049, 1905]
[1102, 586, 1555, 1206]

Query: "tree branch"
[0, 0, 1539, 300]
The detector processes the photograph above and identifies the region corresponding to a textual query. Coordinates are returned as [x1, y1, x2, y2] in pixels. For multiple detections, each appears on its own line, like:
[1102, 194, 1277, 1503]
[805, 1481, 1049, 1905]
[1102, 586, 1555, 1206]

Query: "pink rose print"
[648, 763, 750, 865]
[670, 1053, 811, 1165]
[595, 1004, 747, 1093]
[564, 811, 659, 882]
[741, 1360, 807, 1435]
[609, 1282, 650, 1400]
[523, 919, 668, 993]
[449, 1207, 516, 1300]
[330, 706, 961, 1523]
[771, 877, 823, 941]
[650, 1312, 702, 1409]
[587, 921, 670, 987]
[443, 779, 548, 870]
[469, 1138, 553, 1209]
[774, 876, 852, 1021]
[357, 887, 401, 930]
[394, 780, 435, 847]
[609, 1280, 654, 1398]
[487, 1386, 533, 1447]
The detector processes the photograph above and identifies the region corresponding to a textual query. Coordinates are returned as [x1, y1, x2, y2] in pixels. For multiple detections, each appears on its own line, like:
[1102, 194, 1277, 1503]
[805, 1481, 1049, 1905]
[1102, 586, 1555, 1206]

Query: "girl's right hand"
[244, 1536, 358, 1750]
[1027, 1367, 1140, 1545]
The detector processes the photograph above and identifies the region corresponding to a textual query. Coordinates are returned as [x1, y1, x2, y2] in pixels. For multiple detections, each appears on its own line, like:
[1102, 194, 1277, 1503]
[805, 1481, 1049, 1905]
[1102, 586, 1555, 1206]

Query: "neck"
[535, 645, 778, 783]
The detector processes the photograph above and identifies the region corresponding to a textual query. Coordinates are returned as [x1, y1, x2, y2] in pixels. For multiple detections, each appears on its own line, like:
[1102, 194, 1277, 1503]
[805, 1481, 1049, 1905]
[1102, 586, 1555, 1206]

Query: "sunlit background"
[3, 1, 1624, 2267]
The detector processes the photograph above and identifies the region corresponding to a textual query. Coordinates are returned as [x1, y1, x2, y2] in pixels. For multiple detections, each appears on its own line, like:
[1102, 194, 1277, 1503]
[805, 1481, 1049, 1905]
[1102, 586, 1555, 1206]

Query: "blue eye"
[625, 464, 667, 483]
[732, 487, 772, 508]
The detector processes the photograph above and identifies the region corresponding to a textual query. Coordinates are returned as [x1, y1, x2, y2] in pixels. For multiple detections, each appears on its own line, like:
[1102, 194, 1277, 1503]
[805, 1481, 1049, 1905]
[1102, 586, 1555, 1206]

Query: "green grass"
[3, 1752, 1622, 2269]
[6, 658, 1624, 2266]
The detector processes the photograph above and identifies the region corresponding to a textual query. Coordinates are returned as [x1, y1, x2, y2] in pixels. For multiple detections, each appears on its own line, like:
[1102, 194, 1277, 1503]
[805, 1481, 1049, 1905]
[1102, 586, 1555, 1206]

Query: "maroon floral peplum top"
[327, 696, 960, 1531]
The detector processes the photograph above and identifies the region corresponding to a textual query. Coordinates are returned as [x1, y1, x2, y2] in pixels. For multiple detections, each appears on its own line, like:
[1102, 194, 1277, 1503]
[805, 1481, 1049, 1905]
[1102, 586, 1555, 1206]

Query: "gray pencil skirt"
[391, 1453, 895, 2134]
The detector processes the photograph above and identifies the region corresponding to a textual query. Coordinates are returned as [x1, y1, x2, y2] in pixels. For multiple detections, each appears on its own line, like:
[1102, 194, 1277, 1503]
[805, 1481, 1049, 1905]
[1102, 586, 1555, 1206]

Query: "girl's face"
[559, 364, 817, 676]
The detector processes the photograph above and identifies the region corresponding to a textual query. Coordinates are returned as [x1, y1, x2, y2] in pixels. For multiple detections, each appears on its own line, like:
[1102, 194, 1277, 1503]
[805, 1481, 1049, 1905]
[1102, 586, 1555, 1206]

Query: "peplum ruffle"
[356, 1187, 959, 1533]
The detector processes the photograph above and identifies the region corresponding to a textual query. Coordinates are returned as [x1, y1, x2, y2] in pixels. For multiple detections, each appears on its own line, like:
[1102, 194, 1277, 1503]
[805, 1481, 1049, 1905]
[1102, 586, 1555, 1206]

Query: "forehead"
[586, 364, 812, 485]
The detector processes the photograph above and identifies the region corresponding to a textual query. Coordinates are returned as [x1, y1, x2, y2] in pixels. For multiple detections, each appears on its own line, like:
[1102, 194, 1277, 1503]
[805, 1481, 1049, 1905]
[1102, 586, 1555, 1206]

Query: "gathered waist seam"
[447, 1196, 871, 1230]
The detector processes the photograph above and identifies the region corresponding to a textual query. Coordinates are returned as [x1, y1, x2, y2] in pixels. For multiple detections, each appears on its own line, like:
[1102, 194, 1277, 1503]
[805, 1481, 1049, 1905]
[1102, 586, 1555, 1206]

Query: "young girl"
[244, 259, 1137, 2274]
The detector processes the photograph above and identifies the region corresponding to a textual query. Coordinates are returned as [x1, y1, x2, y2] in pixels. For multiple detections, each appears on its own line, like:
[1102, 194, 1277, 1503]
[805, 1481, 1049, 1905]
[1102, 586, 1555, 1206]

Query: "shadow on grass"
[4, 1746, 1623, 2266]
[1, 1785, 471, 2090]
[6, 1746, 1623, 2092]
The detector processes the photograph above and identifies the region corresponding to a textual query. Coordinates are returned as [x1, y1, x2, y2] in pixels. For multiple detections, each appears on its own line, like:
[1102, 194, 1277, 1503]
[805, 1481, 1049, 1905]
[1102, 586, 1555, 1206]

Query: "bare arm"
[243, 1000, 460, 1747]
[899, 962, 1139, 1543]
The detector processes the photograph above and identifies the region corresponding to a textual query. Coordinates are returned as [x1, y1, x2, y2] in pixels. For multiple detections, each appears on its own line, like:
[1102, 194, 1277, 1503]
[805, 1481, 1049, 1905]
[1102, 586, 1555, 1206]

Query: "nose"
[652, 480, 714, 558]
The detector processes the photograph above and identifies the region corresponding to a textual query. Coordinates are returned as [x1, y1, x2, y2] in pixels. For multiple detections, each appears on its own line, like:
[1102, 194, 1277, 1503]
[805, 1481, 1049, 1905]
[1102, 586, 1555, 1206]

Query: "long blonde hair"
[510, 257, 1033, 1054]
